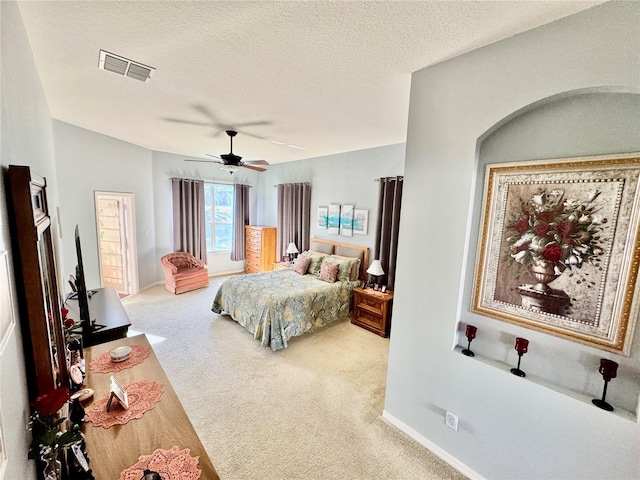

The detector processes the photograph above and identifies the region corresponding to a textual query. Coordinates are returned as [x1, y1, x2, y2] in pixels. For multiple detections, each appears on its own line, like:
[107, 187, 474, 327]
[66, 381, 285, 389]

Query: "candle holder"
[510, 337, 529, 377]
[592, 358, 618, 411]
[461, 325, 477, 357]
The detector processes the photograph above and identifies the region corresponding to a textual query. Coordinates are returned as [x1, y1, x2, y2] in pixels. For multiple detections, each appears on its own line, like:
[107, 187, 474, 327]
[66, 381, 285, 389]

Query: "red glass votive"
[514, 337, 529, 354]
[599, 358, 618, 381]
[465, 325, 477, 340]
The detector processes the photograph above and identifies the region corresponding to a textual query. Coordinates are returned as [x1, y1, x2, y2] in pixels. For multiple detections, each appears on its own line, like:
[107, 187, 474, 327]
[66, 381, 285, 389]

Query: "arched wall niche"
[458, 87, 640, 417]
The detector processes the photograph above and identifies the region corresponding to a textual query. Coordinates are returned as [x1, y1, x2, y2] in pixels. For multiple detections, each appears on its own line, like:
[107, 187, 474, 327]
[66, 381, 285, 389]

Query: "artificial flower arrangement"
[504, 188, 609, 286]
[28, 386, 83, 473]
[61, 306, 82, 343]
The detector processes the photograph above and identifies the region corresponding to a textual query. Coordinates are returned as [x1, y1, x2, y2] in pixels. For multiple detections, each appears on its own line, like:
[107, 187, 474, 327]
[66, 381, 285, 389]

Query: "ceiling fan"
[185, 130, 270, 174]
[164, 104, 270, 139]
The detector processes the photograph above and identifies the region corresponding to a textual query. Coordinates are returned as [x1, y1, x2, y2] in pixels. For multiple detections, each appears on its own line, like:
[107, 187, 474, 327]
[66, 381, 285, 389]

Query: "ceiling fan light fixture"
[222, 164, 240, 174]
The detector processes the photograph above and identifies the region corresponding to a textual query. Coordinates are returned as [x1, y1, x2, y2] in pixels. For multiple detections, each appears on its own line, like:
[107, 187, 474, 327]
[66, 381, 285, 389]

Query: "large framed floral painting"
[472, 153, 640, 355]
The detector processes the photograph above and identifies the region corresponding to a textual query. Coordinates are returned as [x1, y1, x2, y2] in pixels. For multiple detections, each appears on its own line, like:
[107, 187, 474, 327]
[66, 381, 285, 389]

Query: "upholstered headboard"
[308, 238, 369, 281]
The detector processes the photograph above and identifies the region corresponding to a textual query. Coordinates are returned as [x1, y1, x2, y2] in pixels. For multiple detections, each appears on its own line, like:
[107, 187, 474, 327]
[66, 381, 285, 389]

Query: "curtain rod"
[273, 182, 311, 187]
[172, 178, 253, 187]
[374, 176, 404, 181]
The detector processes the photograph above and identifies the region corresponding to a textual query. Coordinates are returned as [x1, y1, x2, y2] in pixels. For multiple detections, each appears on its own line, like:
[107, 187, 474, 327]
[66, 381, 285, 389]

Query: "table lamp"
[366, 260, 385, 290]
[285, 243, 299, 263]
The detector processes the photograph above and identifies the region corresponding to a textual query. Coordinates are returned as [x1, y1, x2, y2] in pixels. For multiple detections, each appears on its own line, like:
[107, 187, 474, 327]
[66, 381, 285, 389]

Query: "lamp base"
[510, 368, 526, 377]
[592, 399, 614, 411]
[461, 349, 475, 357]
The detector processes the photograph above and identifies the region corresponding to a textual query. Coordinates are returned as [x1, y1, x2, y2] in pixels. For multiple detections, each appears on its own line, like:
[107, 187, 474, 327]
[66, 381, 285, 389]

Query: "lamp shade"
[366, 260, 385, 276]
[285, 243, 299, 254]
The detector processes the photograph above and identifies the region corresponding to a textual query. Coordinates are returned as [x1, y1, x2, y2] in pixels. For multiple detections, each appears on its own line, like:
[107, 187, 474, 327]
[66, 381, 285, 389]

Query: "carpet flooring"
[121, 277, 466, 480]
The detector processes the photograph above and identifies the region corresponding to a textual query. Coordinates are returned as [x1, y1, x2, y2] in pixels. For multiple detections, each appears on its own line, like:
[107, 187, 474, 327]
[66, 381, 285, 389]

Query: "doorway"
[94, 192, 138, 296]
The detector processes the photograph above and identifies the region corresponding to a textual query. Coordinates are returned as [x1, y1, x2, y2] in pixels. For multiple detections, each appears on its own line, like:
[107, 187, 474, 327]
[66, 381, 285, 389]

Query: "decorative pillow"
[300, 250, 327, 275]
[292, 255, 311, 275]
[317, 260, 339, 283]
[324, 255, 361, 282]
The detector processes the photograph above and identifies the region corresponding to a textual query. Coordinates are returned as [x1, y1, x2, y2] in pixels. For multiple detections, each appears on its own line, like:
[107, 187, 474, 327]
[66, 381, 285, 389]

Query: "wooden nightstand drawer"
[357, 295, 384, 313]
[354, 306, 383, 330]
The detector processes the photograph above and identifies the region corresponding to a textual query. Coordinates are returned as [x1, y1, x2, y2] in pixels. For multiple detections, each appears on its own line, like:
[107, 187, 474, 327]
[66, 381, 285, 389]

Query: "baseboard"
[381, 410, 484, 480]
[208, 269, 244, 277]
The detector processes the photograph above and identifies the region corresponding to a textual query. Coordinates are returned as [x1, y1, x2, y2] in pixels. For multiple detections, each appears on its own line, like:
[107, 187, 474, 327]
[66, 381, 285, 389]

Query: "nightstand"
[352, 286, 394, 337]
[272, 261, 292, 271]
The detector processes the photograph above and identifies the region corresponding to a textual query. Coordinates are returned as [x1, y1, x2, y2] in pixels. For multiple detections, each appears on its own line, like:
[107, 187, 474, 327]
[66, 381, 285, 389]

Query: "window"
[204, 183, 234, 253]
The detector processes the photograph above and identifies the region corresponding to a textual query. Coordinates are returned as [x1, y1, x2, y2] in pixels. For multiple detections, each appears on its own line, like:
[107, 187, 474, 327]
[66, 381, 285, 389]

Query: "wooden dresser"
[245, 225, 277, 273]
[82, 334, 220, 479]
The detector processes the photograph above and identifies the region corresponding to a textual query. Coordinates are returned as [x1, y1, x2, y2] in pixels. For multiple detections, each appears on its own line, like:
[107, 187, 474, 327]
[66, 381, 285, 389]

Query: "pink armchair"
[161, 252, 209, 294]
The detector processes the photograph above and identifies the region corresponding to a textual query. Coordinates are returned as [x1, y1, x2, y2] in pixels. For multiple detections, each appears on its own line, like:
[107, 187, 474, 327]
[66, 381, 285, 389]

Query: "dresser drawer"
[246, 238, 261, 250]
[356, 294, 384, 313]
[246, 228, 262, 240]
[246, 243, 261, 254]
[354, 306, 384, 330]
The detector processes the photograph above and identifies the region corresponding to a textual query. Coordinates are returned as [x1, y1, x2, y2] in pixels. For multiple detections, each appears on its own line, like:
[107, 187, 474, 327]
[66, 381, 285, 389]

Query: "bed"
[212, 238, 369, 350]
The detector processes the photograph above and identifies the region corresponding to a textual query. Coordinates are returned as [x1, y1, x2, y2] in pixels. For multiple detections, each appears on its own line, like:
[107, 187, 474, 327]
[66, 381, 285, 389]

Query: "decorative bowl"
[110, 345, 132, 363]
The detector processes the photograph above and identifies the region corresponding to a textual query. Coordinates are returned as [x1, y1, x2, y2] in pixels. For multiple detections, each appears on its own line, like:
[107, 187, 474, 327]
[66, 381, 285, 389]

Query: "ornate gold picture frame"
[472, 153, 640, 355]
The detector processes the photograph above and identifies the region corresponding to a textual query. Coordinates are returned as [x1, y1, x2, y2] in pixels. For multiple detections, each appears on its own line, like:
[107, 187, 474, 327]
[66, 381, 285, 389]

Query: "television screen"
[74, 225, 91, 329]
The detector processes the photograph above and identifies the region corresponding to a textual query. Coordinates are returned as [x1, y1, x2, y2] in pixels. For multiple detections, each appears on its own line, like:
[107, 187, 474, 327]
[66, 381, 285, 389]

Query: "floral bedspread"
[211, 270, 358, 351]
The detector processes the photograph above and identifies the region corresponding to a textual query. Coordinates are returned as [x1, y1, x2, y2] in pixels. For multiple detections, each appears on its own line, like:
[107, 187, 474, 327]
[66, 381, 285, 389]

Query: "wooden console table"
[66, 286, 131, 347]
[81, 334, 220, 479]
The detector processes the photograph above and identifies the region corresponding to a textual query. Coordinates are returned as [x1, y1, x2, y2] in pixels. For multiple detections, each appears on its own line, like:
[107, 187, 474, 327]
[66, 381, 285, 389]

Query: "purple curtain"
[277, 183, 311, 258]
[171, 178, 207, 263]
[374, 176, 403, 289]
[230, 184, 250, 261]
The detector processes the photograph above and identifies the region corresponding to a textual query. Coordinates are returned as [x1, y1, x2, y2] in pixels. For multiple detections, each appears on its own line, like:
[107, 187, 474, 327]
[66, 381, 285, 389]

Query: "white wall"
[0, 2, 56, 478]
[257, 144, 405, 256]
[385, 3, 640, 479]
[53, 121, 157, 291]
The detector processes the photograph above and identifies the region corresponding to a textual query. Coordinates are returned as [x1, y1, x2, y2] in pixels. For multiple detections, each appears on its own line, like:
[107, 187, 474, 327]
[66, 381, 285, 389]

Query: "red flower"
[514, 241, 531, 254]
[60, 306, 69, 319]
[64, 317, 75, 328]
[541, 245, 562, 262]
[33, 387, 70, 415]
[555, 220, 575, 240]
[538, 211, 556, 223]
[510, 219, 529, 234]
[533, 223, 551, 237]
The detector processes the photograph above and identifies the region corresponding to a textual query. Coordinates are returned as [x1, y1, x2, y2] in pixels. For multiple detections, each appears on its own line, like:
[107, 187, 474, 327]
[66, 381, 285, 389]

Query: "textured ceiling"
[16, 1, 604, 166]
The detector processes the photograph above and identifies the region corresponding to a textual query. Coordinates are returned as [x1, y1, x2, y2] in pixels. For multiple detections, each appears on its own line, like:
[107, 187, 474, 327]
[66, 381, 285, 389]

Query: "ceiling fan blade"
[185, 158, 223, 164]
[242, 164, 267, 173]
[235, 120, 270, 128]
[205, 153, 222, 160]
[243, 160, 269, 166]
[191, 104, 220, 123]
[236, 130, 266, 140]
[162, 118, 212, 126]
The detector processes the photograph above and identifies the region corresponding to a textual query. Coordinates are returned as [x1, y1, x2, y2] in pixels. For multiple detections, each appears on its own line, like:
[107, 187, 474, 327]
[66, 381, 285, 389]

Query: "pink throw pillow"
[318, 261, 339, 283]
[292, 256, 311, 275]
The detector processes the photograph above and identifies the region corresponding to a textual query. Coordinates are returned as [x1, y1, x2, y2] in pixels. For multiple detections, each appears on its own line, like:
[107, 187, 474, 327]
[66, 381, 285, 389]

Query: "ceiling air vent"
[98, 50, 154, 83]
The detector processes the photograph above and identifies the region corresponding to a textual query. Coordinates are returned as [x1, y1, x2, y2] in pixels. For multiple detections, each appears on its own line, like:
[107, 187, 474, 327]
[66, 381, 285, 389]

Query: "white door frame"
[94, 191, 139, 295]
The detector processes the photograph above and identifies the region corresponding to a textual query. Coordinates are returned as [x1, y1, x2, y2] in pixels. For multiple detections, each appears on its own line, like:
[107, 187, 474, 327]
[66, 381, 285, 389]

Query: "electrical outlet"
[445, 411, 459, 431]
